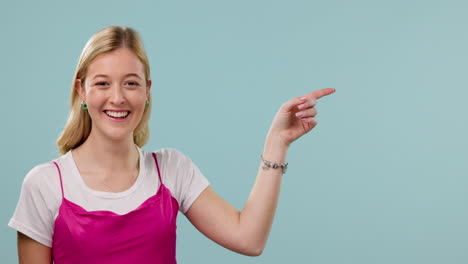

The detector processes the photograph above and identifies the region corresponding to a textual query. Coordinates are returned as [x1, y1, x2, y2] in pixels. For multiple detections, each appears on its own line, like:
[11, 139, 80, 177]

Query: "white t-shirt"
[8, 147, 210, 247]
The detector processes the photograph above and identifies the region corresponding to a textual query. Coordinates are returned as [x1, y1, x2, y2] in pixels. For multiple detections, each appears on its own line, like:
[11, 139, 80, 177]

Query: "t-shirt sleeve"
[8, 164, 57, 247]
[162, 148, 210, 214]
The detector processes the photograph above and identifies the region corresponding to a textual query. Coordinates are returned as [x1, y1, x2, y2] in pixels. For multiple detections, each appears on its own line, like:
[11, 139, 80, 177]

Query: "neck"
[73, 130, 139, 174]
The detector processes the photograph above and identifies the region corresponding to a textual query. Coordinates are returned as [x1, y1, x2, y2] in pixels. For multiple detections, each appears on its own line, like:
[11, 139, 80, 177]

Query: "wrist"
[261, 154, 289, 174]
[265, 131, 290, 150]
[263, 132, 289, 164]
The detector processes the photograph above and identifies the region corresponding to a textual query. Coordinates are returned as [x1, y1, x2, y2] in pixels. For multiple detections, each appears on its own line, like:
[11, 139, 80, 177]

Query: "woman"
[8, 26, 335, 263]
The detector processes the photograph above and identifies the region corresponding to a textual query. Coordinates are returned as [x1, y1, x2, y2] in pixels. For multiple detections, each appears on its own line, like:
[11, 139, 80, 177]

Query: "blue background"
[1, 0, 467, 263]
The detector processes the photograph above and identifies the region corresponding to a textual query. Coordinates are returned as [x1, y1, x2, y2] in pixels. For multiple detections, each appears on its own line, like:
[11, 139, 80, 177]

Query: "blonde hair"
[57, 26, 152, 155]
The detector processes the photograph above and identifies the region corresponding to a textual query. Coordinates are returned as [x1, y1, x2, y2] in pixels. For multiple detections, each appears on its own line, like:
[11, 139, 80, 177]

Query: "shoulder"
[156, 148, 189, 158]
[140, 147, 204, 179]
[20, 154, 67, 201]
[144, 148, 209, 213]
[147, 148, 195, 167]
[9, 159, 63, 247]
[22, 162, 59, 191]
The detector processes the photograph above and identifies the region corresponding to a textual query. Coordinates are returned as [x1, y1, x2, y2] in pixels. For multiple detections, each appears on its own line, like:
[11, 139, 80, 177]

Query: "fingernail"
[300, 97, 307, 101]
[298, 103, 305, 109]
[296, 112, 303, 117]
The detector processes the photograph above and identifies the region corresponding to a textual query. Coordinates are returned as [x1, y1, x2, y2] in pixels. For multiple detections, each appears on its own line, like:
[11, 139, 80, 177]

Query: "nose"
[110, 86, 126, 105]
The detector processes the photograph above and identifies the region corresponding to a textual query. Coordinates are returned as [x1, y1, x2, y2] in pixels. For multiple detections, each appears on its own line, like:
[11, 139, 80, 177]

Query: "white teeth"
[105, 111, 129, 118]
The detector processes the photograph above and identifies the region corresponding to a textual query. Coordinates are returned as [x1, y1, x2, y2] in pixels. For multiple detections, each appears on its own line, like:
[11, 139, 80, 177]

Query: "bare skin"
[17, 232, 52, 264]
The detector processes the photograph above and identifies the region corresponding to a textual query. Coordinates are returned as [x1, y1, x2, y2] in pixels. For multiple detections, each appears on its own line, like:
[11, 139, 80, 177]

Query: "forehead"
[86, 48, 145, 79]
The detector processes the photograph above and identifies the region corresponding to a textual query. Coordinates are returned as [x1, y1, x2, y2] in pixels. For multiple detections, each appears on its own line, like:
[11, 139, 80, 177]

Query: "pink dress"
[51, 153, 179, 263]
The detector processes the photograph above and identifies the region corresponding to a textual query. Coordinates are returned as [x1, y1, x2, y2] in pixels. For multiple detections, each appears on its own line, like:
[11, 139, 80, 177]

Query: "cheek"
[128, 93, 147, 107]
[87, 93, 106, 108]
[85, 91, 107, 116]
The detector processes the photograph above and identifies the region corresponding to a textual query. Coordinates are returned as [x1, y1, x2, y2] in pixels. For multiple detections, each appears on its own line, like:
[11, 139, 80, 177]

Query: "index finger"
[302, 88, 336, 100]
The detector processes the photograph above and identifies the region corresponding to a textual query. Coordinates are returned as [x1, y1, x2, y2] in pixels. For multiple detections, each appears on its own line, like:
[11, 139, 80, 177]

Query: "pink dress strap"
[52, 161, 65, 199]
[151, 152, 163, 184]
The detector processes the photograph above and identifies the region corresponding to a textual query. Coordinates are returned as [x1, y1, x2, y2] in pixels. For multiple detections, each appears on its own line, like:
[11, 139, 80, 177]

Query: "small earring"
[144, 100, 149, 109]
[81, 101, 88, 110]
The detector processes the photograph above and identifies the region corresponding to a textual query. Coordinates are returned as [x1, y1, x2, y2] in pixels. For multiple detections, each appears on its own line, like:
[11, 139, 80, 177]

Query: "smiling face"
[76, 47, 151, 143]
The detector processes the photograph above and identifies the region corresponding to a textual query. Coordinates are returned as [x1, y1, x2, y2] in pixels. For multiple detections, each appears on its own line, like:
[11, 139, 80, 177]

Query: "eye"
[126, 81, 139, 86]
[125, 81, 140, 89]
[95, 81, 109, 86]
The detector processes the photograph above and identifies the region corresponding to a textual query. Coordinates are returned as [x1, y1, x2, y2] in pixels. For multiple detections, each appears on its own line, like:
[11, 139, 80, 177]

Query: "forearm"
[239, 132, 289, 253]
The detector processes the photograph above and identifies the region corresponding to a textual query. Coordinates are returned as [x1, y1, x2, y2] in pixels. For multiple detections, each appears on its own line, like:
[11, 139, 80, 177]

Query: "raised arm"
[185, 88, 336, 256]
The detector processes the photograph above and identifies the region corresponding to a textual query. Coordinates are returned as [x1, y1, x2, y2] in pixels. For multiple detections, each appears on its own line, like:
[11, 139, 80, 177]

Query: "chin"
[107, 130, 135, 141]
[92, 127, 135, 143]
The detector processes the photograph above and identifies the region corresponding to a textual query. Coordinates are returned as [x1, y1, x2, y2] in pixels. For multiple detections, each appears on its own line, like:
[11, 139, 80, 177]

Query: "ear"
[146, 79, 152, 98]
[74, 79, 86, 101]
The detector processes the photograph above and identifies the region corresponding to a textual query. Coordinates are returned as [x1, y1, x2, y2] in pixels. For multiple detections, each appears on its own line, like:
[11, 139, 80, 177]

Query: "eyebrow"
[92, 73, 143, 80]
